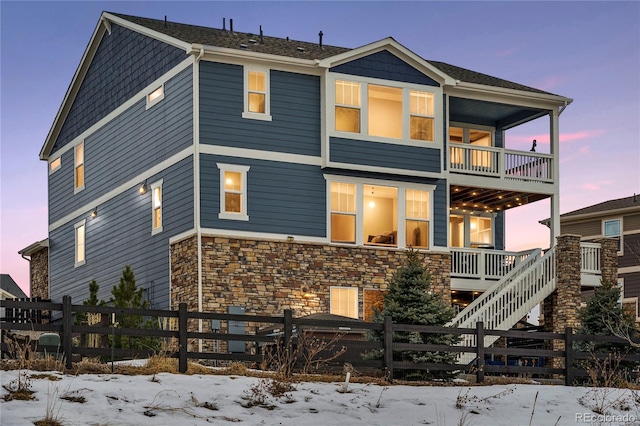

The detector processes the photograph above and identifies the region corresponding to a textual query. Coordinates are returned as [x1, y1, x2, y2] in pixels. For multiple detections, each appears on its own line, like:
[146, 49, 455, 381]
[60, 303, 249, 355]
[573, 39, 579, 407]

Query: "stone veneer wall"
[542, 235, 619, 372]
[170, 234, 451, 317]
[30, 248, 49, 300]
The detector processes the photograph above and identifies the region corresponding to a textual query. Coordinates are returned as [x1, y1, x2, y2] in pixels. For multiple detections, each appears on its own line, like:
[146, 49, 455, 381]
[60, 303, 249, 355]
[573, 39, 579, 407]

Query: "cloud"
[535, 76, 565, 91]
[496, 48, 517, 58]
[508, 130, 604, 145]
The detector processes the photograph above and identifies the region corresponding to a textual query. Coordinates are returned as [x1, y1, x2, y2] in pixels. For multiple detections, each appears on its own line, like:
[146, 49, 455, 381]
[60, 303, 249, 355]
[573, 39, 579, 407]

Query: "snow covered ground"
[1, 369, 639, 425]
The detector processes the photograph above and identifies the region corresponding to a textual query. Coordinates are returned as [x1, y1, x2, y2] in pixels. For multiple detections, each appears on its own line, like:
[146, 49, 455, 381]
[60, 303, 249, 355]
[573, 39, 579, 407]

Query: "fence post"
[476, 321, 485, 384]
[384, 316, 393, 382]
[283, 309, 293, 348]
[178, 303, 188, 373]
[62, 296, 73, 370]
[565, 327, 574, 386]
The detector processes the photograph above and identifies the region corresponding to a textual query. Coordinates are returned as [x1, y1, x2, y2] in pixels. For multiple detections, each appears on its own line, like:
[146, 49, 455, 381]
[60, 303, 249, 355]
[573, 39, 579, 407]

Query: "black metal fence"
[1, 297, 638, 386]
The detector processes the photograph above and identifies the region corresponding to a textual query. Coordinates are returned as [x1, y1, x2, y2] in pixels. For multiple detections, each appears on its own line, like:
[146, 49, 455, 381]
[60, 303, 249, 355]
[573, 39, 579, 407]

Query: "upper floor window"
[218, 163, 250, 221]
[333, 78, 437, 143]
[335, 80, 361, 133]
[243, 68, 271, 121]
[146, 85, 165, 109]
[449, 125, 494, 168]
[74, 219, 86, 267]
[151, 180, 163, 235]
[603, 218, 622, 253]
[328, 177, 433, 249]
[49, 157, 61, 174]
[74, 142, 85, 193]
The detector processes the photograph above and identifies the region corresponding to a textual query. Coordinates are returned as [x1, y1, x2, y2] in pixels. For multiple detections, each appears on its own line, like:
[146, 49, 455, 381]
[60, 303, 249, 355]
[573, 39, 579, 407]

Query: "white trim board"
[49, 147, 194, 232]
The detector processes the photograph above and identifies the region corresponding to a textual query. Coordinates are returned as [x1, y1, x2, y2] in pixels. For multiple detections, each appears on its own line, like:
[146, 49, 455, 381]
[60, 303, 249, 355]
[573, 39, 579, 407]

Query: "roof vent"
[223, 17, 226, 31]
[297, 46, 306, 53]
[318, 31, 323, 49]
[164, 15, 168, 29]
[249, 39, 257, 44]
[259, 25, 264, 44]
[230, 18, 234, 33]
[240, 43, 248, 49]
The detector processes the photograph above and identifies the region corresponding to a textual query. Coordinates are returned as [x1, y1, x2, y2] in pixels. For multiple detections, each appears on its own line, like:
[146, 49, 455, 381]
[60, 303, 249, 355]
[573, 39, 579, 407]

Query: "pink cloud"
[583, 183, 600, 191]
[508, 130, 604, 145]
[535, 76, 565, 91]
[496, 48, 517, 58]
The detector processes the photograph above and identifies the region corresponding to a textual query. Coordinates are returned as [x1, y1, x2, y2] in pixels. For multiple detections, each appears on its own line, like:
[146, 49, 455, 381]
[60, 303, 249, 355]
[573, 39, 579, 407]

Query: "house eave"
[189, 44, 319, 68]
[18, 238, 49, 257]
[448, 81, 573, 109]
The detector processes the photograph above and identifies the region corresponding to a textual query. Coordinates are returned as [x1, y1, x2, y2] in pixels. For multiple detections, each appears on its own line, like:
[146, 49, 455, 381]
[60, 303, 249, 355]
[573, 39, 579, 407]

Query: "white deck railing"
[449, 246, 556, 364]
[451, 248, 537, 280]
[449, 145, 553, 183]
[580, 242, 601, 275]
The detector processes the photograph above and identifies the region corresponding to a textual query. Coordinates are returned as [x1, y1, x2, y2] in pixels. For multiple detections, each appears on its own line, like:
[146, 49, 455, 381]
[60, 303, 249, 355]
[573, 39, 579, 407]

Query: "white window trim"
[74, 219, 86, 268]
[146, 84, 165, 110]
[330, 286, 359, 319]
[324, 174, 435, 249]
[242, 66, 272, 121]
[327, 73, 443, 149]
[151, 179, 163, 235]
[49, 157, 62, 175]
[218, 163, 250, 221]
[603, 217, 623, 255]
[74, 142, 85, 194]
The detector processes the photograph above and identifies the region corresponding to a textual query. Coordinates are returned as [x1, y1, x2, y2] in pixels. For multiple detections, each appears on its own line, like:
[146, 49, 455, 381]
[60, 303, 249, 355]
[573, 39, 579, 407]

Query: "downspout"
[194, 48, 204, 352]
[20, 253, 32, 298]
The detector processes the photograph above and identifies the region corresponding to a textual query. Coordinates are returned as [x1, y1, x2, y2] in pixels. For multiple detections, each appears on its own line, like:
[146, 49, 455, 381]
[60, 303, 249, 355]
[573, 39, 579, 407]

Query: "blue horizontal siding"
[330, 137, 441, 173]
[200, 154, 326, 237]
[331, 51, 439, 86]
[48, 157, 194, 309]
[49, 67, 193, 224]
[199, 62, 321, 156]
[54, 23, 186, 152]
[433, 180, 447, 247]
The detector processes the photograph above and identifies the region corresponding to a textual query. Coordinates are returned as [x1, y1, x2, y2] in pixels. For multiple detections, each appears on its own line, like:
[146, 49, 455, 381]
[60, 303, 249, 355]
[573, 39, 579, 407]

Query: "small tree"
[110, 265, 158, 351]
[366, 249, 460, 380]
[577, 279, 636, 352]
[75, 279, 105, 325]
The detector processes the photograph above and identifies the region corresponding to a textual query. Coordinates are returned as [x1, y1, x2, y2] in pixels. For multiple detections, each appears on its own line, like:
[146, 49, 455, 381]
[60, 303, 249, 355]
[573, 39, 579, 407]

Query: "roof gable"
[0, 275, 27, 299]
[562, 194, 640, 219]
[331, 50, 440, 86]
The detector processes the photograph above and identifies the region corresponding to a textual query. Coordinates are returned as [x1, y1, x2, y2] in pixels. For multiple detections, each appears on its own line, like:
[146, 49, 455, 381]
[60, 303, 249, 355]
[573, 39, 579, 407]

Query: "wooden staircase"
[447, 246, 557, 364]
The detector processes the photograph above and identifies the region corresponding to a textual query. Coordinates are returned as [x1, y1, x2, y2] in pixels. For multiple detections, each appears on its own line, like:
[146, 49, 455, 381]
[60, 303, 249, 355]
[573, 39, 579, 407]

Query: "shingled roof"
[112, 12, 557, 96]
[561, 194, 640, 218]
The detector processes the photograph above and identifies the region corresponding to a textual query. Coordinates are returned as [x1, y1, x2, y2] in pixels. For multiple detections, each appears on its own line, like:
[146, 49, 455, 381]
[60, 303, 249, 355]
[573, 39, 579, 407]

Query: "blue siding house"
[31, 12, 576, 327]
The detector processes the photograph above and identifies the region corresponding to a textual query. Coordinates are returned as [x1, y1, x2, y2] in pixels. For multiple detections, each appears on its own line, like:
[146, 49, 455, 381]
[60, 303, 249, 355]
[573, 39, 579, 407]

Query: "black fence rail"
[1, 297, 639, 386]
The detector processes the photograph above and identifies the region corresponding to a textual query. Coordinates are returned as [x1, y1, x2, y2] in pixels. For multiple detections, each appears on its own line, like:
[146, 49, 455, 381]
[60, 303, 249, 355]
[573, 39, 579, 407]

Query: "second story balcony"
[449, 144, 553, 184]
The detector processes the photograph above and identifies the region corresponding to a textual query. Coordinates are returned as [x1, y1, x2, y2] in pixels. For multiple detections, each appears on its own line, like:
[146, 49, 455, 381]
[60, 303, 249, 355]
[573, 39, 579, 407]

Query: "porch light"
[301, 285, 315, 298]
[91, 208, 98, 218]
[139, 180, 147, 194]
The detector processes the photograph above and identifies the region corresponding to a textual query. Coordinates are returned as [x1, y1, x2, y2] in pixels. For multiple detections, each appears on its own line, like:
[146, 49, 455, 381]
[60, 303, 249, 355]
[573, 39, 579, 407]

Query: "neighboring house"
[0, 275, 28, 319]
[544, 194, 640, 322]
[26, 12, 592, 332]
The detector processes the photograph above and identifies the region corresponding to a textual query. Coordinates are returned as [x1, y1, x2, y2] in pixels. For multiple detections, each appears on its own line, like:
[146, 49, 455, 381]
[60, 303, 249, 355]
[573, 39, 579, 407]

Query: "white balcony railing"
[449, 145, 553, 183]
[451, 248, 537, 281]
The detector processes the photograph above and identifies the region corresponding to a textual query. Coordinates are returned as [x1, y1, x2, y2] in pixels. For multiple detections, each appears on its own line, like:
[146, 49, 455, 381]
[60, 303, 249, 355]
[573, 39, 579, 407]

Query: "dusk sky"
[1, 1, 639, 295]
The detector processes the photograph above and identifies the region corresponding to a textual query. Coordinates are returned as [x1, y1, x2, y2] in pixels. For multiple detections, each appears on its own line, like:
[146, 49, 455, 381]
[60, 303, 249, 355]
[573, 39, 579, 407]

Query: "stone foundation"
[170, 234, 451, 318]
[30, 248, 49, 300]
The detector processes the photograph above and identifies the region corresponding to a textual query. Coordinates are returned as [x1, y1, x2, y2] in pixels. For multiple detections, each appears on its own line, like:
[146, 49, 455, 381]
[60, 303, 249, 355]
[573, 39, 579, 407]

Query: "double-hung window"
[335, 80, 361, 133]
[218, 163, 250, 221]
[603, 218, 622, 253]
[410, 91, 434, 141]
[151, 180, 163, 235]
[74, 142, 85, 193]
[330, 182, 356, 243]
[74, 219, 86, 267]
[405, 189, 430, 248]
[243, 67, 271, 121]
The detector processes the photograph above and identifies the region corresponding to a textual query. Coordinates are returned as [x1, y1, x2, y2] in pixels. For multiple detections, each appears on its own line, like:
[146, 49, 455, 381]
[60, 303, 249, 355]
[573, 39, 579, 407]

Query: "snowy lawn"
[2, 368, 639, 425]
